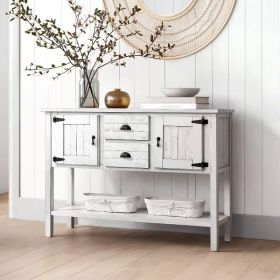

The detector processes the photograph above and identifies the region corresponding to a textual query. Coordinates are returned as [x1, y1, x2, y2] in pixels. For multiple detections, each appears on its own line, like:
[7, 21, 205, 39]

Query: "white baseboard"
[10, 197, 280, 241]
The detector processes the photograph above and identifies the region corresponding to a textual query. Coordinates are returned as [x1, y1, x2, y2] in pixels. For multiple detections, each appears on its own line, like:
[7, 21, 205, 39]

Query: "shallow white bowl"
[161, 88, 200, 97]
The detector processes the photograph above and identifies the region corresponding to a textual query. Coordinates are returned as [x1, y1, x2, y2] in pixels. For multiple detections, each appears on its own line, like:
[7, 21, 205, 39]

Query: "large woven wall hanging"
[103, 0, 236, 59]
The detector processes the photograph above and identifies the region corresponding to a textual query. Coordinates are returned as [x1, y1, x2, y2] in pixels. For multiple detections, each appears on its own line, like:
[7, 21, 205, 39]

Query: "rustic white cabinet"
[44, 108, 233, 252]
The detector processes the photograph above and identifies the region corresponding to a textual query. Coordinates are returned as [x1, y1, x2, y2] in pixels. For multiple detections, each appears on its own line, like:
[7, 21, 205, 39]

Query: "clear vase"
[78, 69, 99, 108]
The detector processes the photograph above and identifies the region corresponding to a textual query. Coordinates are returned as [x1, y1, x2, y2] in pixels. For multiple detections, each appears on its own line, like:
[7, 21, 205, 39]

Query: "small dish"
[161, 88, 200, 97]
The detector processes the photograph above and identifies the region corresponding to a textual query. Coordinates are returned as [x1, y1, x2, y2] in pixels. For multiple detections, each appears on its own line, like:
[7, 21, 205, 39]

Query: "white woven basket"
[145, 197, 205, 218]
[83, 193, 140, 213]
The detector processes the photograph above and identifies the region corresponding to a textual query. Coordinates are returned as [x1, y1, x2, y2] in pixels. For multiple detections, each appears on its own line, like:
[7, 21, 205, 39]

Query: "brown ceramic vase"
[104, 88, 130, 108]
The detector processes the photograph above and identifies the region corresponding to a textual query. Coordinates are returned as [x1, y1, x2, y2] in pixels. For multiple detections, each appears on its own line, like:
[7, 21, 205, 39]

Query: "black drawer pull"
[156, 137, 161, 147]
[120, 152, 131, 159]
[120, 124, 132, 131]
[92, 135, 96, 145]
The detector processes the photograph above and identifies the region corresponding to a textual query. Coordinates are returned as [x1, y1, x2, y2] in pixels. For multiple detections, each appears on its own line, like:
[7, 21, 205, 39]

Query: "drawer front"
[104, 115, 149, 140]
[104, 142, 149, 169]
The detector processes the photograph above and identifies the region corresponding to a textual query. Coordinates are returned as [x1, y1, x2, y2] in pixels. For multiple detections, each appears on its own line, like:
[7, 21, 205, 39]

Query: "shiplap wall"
[20, 0, 280, 216]
[0, 0, 9, 194]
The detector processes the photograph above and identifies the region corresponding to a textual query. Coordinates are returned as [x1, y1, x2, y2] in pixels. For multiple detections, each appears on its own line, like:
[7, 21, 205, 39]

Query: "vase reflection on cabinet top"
[105, 88, 130, 108]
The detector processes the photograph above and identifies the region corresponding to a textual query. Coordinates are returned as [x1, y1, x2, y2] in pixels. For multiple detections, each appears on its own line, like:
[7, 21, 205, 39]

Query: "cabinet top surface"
[42, 108, 234, 114]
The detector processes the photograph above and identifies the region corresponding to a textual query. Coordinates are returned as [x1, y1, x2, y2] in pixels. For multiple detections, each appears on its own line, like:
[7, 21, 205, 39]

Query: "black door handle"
[156, 137, 161, 147]
[92, 135, 96, 145]
[120, 124, 132, 131]
[53, 156, 65, 163]
[120, 152, 131, 159]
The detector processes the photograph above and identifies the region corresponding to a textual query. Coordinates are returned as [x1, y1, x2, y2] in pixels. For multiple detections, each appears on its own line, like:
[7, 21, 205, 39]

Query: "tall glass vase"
[79, 69, 99, 108]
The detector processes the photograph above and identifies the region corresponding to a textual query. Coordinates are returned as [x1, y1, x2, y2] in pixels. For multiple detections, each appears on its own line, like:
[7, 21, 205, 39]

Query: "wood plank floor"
[1, 193, 280, 280]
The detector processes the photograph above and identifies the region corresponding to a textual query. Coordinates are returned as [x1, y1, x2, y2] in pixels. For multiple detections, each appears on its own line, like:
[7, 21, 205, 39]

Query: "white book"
[144, 96, 209, 104]
[140, 103, 209, 109]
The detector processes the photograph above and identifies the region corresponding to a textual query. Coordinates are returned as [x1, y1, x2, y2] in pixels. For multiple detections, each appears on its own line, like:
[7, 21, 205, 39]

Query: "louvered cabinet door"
[153, 115, 206, 170]
[52, 114, 99, 166]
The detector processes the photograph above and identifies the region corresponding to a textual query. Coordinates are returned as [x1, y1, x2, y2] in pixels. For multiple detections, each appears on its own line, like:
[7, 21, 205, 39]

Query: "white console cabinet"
[44, 108, 233, 252]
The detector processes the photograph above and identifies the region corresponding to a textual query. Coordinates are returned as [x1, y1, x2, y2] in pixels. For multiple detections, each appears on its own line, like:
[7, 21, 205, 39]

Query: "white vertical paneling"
[61, 0, 77, 108]
[20, 0, 35, 198]
[120, 42, 135, 107]
[121, 172, 140, 196]
[149, 60, 165, 97]
[228, 0, 246, 214]
[106, 170, 121, 194]
[149, 0, 164, 97]
[155, 173, 172, 197]
[196, 45, 213, 99]
[187, 175, 196, 200]
[73, 0, 93, 201]
[138, 172, 155, 208]
[245, 0, 262, 215]
[262, 0, 280, 216]
[134, 57, 150, 107]
[34, 0, 69, 201]
[33, 0, 63, 199]
[171, 173, 188, 199]
[212, 26, 229, 109]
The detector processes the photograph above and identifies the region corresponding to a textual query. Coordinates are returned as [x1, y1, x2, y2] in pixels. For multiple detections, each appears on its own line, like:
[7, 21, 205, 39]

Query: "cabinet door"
[153, 115, 204, 170]
[52, 114, 98, 166]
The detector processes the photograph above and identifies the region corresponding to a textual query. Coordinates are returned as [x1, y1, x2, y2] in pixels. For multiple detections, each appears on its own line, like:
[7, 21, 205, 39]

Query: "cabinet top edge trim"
[42, 108, 234, 114]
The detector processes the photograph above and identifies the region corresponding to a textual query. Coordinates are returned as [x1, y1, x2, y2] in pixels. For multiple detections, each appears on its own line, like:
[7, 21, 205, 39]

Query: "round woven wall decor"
[103, 0, 236, 59]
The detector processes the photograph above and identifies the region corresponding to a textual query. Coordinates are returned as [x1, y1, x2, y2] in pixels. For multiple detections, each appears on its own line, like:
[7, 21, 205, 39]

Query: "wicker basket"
[145, 197, 205, 218]
[83, 193, 140, 213]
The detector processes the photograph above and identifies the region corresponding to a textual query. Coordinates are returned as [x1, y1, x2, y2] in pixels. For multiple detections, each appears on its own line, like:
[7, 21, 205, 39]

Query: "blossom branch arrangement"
[7, 0, 175, 107]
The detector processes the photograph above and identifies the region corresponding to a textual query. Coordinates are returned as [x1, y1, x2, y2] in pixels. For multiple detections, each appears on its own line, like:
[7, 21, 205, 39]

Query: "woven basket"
[145, 197, 205, 218]
[84, 193, 140, 213]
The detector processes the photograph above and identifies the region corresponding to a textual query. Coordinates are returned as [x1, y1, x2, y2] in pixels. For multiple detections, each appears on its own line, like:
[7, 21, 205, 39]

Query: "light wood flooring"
[1, 193, 280, 280]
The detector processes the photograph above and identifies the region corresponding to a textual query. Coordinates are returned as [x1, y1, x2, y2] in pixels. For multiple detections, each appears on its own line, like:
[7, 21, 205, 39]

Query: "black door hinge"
[192, 162, 209, 169]
[53, 156, 65, 163]
[192, 117, 208, 125]
[53, 117, 65, 123]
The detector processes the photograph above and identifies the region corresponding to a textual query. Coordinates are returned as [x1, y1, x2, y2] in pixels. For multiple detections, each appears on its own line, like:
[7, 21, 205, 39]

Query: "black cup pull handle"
[120, 152, 131, 159]
[92, 135, 96, 145]
[120, 124, 132, 131]
[156, 137, 161, 147]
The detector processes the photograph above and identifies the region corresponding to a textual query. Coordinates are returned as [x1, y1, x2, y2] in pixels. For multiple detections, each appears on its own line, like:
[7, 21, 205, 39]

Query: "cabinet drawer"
[104, 115, 149, 140]
[104, 142, 149, 169]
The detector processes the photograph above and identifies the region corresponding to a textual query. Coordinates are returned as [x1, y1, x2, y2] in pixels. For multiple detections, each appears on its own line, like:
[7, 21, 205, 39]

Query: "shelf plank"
[42, 108, 234, 114]
[51, 206, 230, 228]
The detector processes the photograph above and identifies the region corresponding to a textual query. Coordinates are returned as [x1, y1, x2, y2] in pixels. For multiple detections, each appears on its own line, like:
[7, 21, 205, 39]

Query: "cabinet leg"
[67, 168, 75, 229]
[45, 167, 54, 237]
[224, 171, 232, 242]
[210, 172, 219, 252]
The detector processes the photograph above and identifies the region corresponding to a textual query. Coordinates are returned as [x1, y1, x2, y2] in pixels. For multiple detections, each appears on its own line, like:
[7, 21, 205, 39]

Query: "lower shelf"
[51, 206, 230, 228]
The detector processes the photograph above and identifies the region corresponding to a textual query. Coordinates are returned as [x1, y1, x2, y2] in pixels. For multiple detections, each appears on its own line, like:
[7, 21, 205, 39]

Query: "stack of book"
[140, 96, 209, 109]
